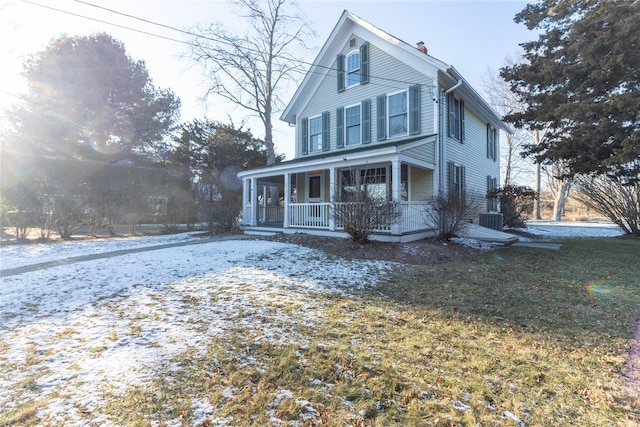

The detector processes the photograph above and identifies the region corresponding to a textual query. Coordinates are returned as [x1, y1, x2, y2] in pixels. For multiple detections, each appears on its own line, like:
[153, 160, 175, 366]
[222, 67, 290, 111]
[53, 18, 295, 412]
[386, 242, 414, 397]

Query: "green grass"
[4, 238, 639, 426]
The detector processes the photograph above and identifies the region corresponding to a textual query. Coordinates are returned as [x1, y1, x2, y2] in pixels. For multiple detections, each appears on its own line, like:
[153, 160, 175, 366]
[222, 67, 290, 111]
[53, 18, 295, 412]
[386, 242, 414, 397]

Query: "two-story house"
[238, 10, 510, 242]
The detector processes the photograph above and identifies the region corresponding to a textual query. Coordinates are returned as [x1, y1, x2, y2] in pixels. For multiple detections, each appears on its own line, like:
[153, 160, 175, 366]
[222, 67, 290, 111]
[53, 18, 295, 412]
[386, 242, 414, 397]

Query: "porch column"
[250, 177, 258, 226]
[283, 173, 290, 228]
[328, 166, 336, 231]
[390, 160, 402, 235]
[262, 185, 268, 223]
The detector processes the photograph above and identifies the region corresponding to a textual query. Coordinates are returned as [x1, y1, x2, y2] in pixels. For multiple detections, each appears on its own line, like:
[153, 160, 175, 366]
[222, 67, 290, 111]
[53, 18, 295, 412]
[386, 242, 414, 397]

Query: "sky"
[0, 0, 536, 162]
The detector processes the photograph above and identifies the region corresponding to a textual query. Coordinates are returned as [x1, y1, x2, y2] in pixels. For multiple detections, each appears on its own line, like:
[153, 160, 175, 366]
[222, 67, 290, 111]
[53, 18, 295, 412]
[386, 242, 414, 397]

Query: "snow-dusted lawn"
[0, 222, 626, 425]
[0, 236, 394, 425]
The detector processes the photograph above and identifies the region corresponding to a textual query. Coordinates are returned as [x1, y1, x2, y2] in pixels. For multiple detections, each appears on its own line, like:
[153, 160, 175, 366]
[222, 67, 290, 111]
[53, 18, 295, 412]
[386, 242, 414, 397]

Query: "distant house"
[238, 10, 510, 242]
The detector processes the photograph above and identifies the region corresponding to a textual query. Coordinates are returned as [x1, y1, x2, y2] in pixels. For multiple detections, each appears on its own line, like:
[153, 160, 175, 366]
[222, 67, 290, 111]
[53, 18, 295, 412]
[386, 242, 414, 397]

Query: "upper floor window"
[337, 100, 370, 148]
[300, 111, 330, 155]
[447, 93, 465, 142]
[388, 91, 408, 137]
[346, 51, 360, 88]
[337, 42, 369, 92]
[377, 85, 421, 140]
[309, 116, 322, 152]
[486, 124, 498, 161]
[345, 105, 361, 145]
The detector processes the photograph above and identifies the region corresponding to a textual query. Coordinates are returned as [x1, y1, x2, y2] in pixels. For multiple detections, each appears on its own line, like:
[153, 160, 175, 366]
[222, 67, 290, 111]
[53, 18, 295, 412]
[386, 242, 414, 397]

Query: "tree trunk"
[552, 179, 571, 222]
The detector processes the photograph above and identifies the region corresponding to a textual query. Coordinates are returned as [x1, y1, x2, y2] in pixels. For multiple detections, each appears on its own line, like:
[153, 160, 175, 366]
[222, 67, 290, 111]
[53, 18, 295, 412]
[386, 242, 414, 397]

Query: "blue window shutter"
[301, 117, 308, 155]
[337, 54, 345, 93]
[460, 100, 466, 143]
[362, 99, 371, 144]
[376, 94, 386, 141]
[360, 42, 369, 85]
[486, 124, 491, 159]
[409, 84, 421, 135]
[336, 107, 344, 148]
[322, 111, 330, 151]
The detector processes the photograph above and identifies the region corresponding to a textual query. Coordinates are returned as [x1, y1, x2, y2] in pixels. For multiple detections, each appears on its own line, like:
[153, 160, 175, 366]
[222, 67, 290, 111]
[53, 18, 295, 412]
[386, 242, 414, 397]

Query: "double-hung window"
[346, 51, 360, 88]
[447, 161, 466, 200]
[487, 176, 498, 211]
[388, 91, 408, 137]
[309, 116, 322, 153]
[345, 105, 361, 145]
[447, 93, 464, 142]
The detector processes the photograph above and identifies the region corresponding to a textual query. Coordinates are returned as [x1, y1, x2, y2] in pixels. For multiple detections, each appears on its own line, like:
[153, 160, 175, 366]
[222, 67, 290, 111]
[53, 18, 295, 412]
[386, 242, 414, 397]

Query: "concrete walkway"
[512, 241, 563, 250]
[460, 224, 519, 245]
[0, 234, 254, 278]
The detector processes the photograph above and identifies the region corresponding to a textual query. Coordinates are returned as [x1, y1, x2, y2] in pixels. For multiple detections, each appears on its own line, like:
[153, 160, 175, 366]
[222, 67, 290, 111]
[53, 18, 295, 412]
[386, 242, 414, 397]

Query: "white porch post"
[283, 173, 290, 228]
[391, 160, 402, 235]
[262, 185, 268, 223]
[328, 166, 336, 231]
[250, 177, 258, 226]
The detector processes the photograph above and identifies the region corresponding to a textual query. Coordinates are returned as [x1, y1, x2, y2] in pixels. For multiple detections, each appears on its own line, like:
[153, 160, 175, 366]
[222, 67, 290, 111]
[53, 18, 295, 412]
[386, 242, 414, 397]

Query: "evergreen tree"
[501, 0, 640, 182]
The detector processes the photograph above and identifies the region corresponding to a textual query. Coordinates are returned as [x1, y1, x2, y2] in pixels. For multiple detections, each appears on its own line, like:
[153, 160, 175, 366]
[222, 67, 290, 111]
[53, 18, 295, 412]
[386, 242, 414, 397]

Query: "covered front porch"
[238, 149, 439, 242]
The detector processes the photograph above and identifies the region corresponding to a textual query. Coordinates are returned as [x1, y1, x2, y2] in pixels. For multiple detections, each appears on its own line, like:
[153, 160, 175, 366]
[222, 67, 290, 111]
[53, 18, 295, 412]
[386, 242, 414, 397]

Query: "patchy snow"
[0, 223, 625, 424]
[0, 231, 205, 270]
[516, 220, 625, 239]
[0, 236, 393, 425]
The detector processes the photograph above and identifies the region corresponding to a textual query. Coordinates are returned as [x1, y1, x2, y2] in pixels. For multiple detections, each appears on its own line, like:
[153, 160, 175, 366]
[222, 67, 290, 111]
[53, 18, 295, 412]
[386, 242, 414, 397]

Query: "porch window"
[401, 164, 408, 201]
[309, 116, 322, 152]
[308, 175, 322, 200]
[340, 166, 389, 200]
[388, 91, 408, 137]
[345, 105, 361, 145]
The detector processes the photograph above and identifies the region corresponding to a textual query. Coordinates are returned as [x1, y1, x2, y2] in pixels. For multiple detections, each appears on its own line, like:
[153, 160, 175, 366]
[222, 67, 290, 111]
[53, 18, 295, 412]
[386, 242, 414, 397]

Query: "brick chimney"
[416, 41, 427, 54]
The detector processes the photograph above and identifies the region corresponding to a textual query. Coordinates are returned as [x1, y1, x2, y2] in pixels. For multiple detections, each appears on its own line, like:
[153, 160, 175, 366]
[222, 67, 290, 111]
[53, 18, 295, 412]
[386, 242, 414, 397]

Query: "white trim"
[308, 114, 322, 153]
[345, 49, 360, 88]
[344, 103, 362, 146]
[387, 89, 409, 139]
[306, 172, 324, 202]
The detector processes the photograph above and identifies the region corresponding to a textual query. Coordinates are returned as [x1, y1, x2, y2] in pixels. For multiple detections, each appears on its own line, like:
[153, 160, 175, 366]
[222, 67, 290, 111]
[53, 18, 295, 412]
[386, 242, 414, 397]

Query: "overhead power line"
[20, 0, 434, 94]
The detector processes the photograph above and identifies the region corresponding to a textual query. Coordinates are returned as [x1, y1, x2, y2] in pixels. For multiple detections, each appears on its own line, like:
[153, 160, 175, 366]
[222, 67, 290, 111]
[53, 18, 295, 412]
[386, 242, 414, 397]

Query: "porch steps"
[460, 224, 519, 245]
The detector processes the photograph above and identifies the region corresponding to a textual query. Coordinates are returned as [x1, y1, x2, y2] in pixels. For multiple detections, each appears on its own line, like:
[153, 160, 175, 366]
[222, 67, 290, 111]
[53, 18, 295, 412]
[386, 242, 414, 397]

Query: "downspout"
[438, 74, 462, 194]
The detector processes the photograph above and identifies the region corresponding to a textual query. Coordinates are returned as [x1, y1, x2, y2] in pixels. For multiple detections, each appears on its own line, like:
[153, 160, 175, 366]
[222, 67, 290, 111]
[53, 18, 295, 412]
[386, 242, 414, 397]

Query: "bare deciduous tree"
[544, 162, 573, 222]
[484, 62, 553, 219]
[574, 174, 640, 236]
[187, 0, 312, 165]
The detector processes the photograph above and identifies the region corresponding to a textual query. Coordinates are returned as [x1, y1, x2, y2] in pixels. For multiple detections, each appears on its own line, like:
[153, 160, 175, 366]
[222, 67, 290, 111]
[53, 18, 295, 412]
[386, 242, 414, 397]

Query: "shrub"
[574, 174, 639, 236]
[425, 191, 481, 241]
[491, 185, 537, 228]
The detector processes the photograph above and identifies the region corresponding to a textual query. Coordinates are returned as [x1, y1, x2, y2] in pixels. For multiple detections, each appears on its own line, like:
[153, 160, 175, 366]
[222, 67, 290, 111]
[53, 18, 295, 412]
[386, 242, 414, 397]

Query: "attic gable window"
[337, 42, 369, 92]
[346, 51, 360, 87]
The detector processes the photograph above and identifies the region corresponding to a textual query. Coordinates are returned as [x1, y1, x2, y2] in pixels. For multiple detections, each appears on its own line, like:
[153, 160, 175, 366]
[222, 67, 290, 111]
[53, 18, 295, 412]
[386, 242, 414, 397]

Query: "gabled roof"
[281, 10, 510, 134]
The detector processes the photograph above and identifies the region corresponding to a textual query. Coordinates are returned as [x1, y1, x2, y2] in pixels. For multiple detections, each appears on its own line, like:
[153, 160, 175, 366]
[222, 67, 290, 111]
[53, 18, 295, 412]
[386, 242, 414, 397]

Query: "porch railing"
[289, 203, 331, 228]
[243, 201, 435, 233]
